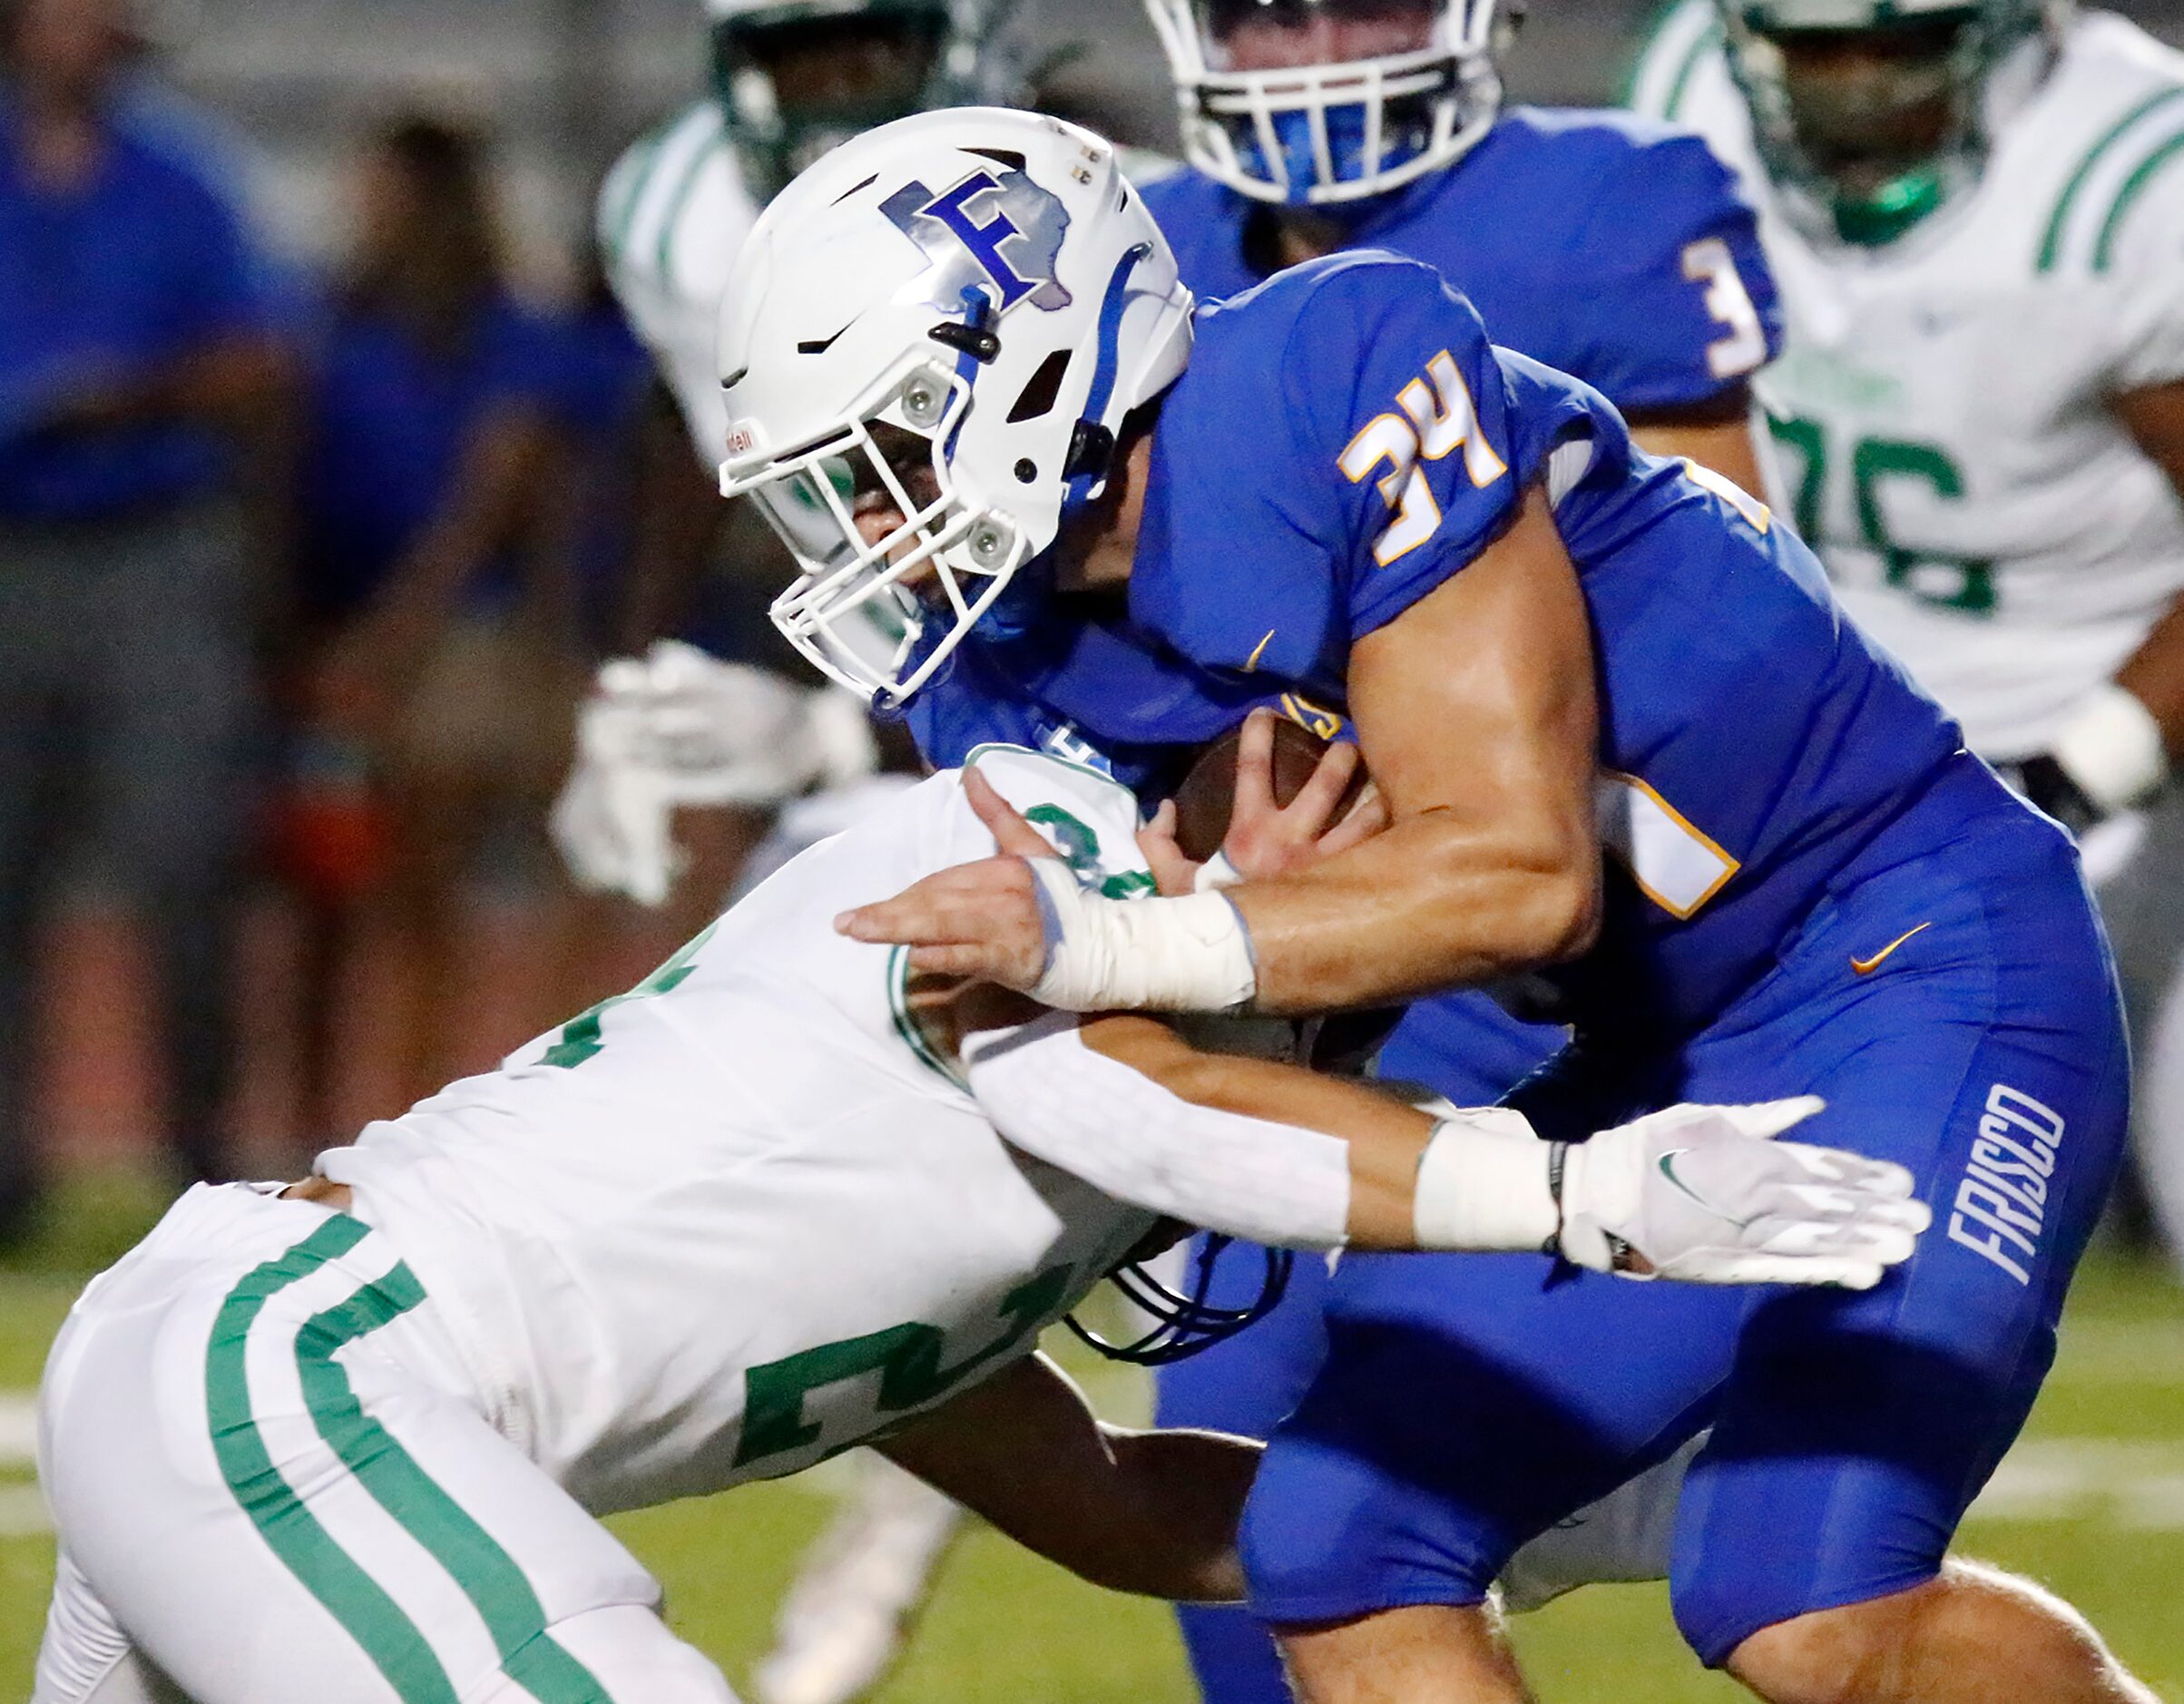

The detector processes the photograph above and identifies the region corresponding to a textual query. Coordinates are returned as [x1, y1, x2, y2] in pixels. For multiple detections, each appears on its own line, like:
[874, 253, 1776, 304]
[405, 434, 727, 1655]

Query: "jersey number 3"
[1339, 351, 1509, 565]
[1683, 238, 1767, 382]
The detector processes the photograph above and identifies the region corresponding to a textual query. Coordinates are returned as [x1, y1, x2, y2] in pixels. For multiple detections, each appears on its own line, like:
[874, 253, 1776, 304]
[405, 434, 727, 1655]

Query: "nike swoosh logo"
[1658, 1151, 1754, 1228]
[1243, 630, 1276, 672]
[1851, 921, 1933, 976]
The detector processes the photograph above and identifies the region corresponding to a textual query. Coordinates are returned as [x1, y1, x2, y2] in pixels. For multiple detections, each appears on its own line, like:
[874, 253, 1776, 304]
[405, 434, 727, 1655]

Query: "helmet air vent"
[1005, 348, 1072, 423]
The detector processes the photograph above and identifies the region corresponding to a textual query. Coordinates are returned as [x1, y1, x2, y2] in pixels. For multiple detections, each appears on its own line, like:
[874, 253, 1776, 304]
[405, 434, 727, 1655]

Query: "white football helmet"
[716, 107, 1194, 704]
[1144, 0, 1513, 206]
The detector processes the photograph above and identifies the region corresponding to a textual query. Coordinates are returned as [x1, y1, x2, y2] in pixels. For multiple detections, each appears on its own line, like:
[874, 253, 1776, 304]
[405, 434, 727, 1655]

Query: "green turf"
[3, 1172, 2180, 1699]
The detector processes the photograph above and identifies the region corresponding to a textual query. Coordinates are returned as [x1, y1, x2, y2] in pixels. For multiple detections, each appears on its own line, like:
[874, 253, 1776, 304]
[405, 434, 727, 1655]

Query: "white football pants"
[34, 1183, 737, 1704]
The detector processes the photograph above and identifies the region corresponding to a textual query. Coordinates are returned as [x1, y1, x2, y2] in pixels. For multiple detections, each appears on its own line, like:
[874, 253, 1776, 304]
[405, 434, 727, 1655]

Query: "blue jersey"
[909, 252, 1964, 1042]
[1137, 109, 1781, 416]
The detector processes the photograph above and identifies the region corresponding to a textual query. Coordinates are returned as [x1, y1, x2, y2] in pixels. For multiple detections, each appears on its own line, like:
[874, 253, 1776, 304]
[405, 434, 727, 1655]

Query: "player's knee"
[1713, 1590, 1925, 1704]
[1670, 1549, 1932, 1699]
[1714, 1560, 2130, 1704]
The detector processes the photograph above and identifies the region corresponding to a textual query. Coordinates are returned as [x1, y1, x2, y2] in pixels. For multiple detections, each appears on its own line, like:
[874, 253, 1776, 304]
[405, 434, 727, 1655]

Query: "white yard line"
[0, 1394, 34, 1471]
[1967, 1438, 2184, 1530]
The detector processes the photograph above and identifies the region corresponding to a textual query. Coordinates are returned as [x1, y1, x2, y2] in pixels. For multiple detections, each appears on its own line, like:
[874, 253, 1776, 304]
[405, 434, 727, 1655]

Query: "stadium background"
[4, 0, 2184, 1695]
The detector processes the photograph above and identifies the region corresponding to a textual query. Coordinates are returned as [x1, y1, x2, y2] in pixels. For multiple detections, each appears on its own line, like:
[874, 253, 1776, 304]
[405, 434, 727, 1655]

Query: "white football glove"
[1554, 1096, 1929, 1289]
[552, 641, 877, 906]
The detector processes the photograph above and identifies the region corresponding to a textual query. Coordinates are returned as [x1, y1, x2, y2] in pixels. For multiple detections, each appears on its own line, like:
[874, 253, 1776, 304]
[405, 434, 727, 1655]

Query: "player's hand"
[837, 767, 1063, 985]
[1559, 1097, 1931, 1289]
[1217, 709, 1387, 882]
[553, 643, 874, 906]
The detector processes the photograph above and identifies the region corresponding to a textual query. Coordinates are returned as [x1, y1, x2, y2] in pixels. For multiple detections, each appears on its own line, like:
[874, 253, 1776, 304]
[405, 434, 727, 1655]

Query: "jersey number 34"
[1339, 351, 1510, 565]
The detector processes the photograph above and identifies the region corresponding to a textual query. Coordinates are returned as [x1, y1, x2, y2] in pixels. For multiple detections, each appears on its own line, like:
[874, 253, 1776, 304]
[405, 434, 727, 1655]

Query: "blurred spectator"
[0, 0, 288, 1239]
[282, 111, 585, 1122]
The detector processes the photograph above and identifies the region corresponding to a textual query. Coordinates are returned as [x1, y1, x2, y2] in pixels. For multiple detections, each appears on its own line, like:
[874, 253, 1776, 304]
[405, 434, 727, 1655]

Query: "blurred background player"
[1631, 0, 2184, 1275]
[1128, 0, 1787, 1691]
[0, 0, 287, 1239]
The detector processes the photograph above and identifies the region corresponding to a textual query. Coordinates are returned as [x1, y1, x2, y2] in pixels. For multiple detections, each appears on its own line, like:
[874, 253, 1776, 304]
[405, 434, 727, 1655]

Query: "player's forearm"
[1227, 485, 1602, 1014]
[1229, 809, 1601, 1014]
[968, 1012, 1560, 1254]
[879, 1355, 1252, 1603]
[1073, 1014, 1437, 1249]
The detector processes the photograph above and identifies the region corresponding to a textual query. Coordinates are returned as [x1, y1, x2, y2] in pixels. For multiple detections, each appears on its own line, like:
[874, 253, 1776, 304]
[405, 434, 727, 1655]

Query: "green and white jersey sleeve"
[597, 101, 760, 465]
[317, 748, 1157, 1516]
[1632, 7, 2184, 760]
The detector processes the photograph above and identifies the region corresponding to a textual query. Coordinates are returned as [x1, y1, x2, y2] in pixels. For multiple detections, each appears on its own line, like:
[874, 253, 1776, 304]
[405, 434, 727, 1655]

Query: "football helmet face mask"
[706, 0, 1012, 198]
[717, 109, 1195, 706]
[1719, 0, 2062, 247]
[1144, 0, 1513, 206]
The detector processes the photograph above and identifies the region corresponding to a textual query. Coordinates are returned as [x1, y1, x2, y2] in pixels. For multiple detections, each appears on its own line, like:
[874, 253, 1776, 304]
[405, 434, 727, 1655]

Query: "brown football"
[1169, 716, 1370, 863]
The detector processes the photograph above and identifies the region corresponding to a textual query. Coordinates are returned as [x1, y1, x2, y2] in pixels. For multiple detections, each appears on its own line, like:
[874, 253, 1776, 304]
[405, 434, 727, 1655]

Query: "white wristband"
[1411, 1108, 1560, 1253]
[1026, 859, 1258, 1013]
[2053, 682, 2167, 815]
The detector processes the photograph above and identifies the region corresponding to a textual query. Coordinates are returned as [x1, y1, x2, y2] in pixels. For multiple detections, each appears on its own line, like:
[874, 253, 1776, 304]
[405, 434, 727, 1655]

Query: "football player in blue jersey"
[1124, 4, 1793, 1681]
[1135, 0, 1778, 490]
[714, 110, 2152, 1704]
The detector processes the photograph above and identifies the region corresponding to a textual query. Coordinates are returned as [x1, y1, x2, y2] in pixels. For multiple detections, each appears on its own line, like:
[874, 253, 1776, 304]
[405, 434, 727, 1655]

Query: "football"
[1169, 714, 1371, 863]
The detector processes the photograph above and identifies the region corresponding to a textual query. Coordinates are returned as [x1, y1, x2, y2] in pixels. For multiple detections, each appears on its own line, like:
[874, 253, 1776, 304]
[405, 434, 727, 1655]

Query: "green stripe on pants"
[205, 1215, 461, 1704]
[207, 1213, 613, 1701]
[296, 1270, 612, 1701]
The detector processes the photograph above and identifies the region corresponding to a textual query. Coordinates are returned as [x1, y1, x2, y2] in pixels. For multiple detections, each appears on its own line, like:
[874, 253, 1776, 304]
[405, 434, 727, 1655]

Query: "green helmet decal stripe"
[2092, 123, 2184, 273]
[2037, 84, 2184, 272]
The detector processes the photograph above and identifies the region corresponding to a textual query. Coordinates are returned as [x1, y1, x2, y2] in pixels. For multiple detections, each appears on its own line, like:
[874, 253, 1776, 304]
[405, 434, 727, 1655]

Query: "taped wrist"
[1410, 1108, 1560, 1253]
[963, 1013, 1350, 1249]
[1026, 858, 1258, 1013]
[2053, 682, 2167, 817]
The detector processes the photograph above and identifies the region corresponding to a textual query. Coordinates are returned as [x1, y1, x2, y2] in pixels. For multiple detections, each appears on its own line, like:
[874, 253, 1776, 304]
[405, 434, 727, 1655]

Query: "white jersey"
[319, 747, 1159, 1517]
[1632, 6, 2184, 759]
[597, 101, 763, 465]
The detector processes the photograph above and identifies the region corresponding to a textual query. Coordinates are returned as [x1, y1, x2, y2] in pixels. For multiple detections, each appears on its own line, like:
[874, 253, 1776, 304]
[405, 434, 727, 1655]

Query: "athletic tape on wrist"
[1026, 858, 1258, 1013]
[2054, 681, 2167, 815]
[1410, 1108, 1560, 1253]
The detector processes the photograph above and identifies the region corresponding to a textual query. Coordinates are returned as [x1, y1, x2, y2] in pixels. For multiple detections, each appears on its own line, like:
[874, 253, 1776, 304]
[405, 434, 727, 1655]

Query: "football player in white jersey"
[31, 739, 1922, 1704]
[1629, 0, 2184, 1269]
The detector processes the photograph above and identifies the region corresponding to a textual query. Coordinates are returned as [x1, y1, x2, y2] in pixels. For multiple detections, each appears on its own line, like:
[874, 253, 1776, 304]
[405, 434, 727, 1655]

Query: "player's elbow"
[1053, 1429, 1254, 1603]
[1525, 858, 1602, 965]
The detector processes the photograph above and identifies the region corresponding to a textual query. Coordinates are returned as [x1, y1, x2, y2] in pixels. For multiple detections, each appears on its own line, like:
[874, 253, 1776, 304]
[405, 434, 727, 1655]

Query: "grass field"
[3, 1170, 2180, 1700]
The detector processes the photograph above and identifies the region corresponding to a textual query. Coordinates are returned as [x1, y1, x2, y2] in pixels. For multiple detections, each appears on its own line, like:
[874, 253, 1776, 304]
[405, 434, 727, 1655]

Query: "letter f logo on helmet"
[882, 169, 1076, 313]
[715, 110, 1195, 707]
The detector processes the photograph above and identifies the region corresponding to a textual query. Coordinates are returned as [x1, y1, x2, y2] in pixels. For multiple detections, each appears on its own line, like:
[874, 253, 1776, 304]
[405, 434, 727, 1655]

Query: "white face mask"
[1145, 0, 1509, 205]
